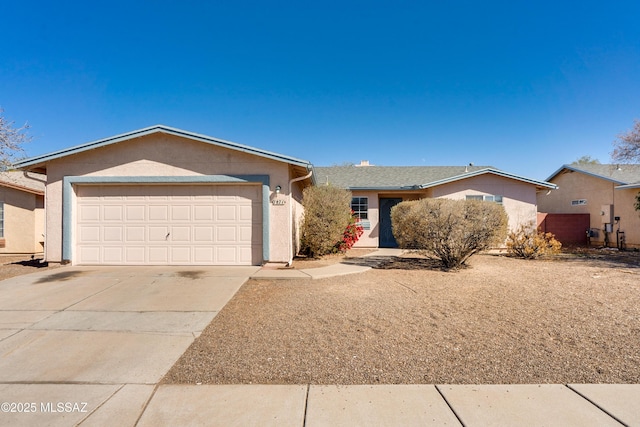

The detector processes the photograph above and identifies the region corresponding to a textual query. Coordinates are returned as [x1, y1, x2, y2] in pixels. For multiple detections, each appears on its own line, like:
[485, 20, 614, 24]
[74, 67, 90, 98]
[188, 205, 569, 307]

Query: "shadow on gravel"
[341, 255, 447, 271]
[557, 250, 640, 269]
[12, 258, 49, 268]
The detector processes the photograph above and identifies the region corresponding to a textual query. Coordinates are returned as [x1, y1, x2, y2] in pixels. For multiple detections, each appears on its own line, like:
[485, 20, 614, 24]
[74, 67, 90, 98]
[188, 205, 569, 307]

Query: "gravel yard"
[164, 250, 640, 385]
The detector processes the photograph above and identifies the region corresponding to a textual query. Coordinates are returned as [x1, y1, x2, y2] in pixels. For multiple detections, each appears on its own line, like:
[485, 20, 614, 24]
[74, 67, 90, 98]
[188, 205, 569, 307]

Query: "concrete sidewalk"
[1, 383, 638, 426]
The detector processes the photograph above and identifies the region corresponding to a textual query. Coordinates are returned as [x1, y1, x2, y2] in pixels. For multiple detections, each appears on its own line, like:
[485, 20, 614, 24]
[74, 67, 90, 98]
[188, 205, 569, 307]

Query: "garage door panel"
[76, 184, 262, 265]
[103, 227, 123, 242]
[126, 205, 145, 221]
[103, 247, 123, 263]
[79, 247, 100, 264]
[216, 205, 237, 221]
[149, 205, 168, 221]
[103, 206, 123, 221]
[125, 247, 145, 263]
[148, 246, 169, 263]
[80, 205, 100, 221]
[171, 205, 191, 221]
[194, 205, 214, 221]
[79, 226, 100, 242]
[170, 247, 191, 263]
[126, 227, 145, 242]
[194, 226, 214, 242]
[171, 227, 190, 241]
[149, 227, 170, 242]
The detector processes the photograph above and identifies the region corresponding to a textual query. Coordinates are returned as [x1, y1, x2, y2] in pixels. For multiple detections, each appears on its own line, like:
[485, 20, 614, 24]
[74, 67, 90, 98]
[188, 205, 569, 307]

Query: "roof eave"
[546, 164, 628, 185]
[420, 168, 557, 190]
[615, 183, 640, 189]
[12, 125, 313, 170]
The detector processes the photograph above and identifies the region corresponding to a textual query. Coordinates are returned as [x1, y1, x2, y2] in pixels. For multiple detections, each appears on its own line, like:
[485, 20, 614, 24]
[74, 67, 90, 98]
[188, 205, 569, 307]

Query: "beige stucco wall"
[432, 174, 539, 233]
[0, 187, 44, 254]
[537, 171, 640, 247]
[44, 133, 299, 263]
[352, 174, 540, 248]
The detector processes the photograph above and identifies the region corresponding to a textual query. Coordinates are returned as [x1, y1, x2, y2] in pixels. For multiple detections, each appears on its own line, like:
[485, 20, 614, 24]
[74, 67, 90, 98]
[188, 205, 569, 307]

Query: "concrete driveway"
[0, 265, 258, 426]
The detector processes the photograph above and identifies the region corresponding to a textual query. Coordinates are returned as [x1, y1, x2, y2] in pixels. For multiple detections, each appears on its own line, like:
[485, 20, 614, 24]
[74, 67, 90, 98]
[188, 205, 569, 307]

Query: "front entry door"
[379, 198, 402, 248]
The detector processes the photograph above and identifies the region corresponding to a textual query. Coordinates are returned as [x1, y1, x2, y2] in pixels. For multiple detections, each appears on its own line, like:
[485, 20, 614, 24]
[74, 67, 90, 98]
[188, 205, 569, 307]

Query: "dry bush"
[391, 198, 508, 269]
[300, 185, 353, 257]
[506, 222, 562, 259]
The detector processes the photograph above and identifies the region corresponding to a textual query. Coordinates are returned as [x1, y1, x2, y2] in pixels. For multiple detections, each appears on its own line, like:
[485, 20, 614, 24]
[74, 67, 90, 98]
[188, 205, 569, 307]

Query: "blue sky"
[2, 0, 640, 180]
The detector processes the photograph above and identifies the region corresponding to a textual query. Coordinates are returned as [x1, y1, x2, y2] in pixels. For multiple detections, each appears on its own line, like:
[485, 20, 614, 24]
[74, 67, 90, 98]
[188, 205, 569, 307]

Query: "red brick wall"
[538, 213, 590, 246]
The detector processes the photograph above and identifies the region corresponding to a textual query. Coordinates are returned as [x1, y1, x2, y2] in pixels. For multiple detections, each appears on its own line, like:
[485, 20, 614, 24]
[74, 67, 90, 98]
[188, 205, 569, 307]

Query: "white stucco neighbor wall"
[44, 133, 297, 264]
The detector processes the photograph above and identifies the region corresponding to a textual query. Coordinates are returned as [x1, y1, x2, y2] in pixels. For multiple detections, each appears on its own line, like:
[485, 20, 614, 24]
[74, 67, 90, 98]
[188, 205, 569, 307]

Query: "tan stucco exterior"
[42, 132, 308, 264]
[352, 174, 541, 248]
[537, 169, 640, 248]
[0, 186, 44, 254]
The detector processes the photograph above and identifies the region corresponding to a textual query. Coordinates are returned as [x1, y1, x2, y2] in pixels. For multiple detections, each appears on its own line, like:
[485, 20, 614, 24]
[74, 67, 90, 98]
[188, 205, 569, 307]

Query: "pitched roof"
[0, 171, 45, 195]
[546, 164, 640, 189]
[12, 125, 313, 172]
[315, 165, 557, 190]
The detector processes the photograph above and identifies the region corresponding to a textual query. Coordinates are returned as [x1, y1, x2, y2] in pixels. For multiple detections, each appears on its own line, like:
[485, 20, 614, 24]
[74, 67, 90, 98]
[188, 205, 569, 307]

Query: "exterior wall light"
[275, 185, 281, 194]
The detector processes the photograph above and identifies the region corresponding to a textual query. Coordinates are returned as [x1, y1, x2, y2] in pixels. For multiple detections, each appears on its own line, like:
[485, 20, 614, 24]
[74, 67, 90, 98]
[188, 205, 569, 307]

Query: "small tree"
[612, 119, 640, 164]
[300, 185, 353, 257]
[506, 222, 562, 259]
[572, 155, 600, 165]
[391, 198, 508, 269]
[0, 108, 30, 170]
[611, 120, 640, 216]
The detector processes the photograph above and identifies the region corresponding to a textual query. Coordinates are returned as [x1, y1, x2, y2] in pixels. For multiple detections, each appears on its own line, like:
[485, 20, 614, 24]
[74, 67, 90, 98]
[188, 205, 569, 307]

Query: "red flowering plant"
[333, 211, 364, 253]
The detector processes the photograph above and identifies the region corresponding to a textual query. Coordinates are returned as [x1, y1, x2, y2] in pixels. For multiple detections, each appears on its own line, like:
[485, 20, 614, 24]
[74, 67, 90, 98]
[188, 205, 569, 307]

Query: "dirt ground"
[0, 256, 59, 281]
[164, 248, 640, 385]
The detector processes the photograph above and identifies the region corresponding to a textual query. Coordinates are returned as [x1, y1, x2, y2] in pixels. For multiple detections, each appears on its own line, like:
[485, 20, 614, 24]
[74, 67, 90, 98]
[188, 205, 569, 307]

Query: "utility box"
[601, 204, 613, 224]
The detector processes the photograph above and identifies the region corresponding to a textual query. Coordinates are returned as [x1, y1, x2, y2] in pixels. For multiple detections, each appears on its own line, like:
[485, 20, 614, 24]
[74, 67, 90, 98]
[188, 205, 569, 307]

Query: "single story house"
[537, 164, 640, 249]
[0, 171, 45, 255]
[14, 125, 558, 265]
[13, 125, 314, 266]
[316, 162, 558, 248]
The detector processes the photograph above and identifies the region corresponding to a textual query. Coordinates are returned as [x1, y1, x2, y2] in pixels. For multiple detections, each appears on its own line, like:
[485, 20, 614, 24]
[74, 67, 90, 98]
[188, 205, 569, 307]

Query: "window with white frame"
[351, 197, 368, 220]
[466, 195, 503, 204]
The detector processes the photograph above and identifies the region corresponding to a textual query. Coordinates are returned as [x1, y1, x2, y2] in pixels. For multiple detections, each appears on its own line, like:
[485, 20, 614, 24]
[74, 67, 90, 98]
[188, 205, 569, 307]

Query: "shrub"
[334, 213, 364, 253]
[506, 222, 562, 259]
[391, 198, 508, 269]
[300, 185, 354, 257]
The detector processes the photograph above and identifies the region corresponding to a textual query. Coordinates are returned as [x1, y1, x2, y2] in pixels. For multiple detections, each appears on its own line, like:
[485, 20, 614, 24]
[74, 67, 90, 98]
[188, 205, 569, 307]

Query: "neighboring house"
[0, 171, 45, 255]
[13, 125, 314, 266]
[315, 163, 557, 248]
[537, 164, 640, 249]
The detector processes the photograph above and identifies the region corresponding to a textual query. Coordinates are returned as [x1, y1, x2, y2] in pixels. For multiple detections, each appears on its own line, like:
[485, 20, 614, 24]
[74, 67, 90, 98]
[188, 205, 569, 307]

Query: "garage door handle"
[166, 233, 170, 241]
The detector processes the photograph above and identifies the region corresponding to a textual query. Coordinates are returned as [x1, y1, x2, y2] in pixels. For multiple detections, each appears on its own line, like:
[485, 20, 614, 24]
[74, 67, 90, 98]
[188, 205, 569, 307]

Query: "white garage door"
[75, 184, 262, 265]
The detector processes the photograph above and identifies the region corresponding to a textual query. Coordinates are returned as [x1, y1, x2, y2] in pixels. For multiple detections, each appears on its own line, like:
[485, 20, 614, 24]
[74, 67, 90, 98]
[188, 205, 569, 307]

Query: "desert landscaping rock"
[164, 252, 640, 385]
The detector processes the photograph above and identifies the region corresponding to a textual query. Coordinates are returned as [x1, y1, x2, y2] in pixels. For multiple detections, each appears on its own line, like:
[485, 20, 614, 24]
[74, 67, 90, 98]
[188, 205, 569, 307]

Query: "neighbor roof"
[0, 171, 45, 195]
[546, 164, 640, 189]
[12, 125, 314, 173]
[315, 165, 557, 190]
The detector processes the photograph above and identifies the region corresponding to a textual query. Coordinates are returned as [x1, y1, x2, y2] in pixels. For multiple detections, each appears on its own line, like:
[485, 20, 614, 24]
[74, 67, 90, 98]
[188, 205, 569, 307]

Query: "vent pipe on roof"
[356, 160, 371, 167]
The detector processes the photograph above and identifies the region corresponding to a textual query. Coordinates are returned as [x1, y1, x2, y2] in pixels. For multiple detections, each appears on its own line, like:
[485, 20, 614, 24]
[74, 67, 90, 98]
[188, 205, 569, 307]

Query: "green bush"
[506, 222, 562, 259]
[391, 198, 508, 269]
[300, 185, 354, 257]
